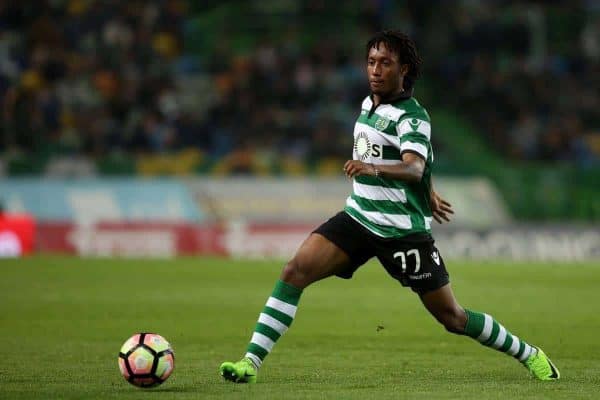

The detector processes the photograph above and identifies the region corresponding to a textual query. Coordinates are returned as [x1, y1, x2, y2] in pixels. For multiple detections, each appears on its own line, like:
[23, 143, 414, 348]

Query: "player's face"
[367, 44, 404, 97]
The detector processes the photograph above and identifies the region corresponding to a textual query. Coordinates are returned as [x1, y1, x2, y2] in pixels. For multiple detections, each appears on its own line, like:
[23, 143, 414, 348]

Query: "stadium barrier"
[434, 226, 600, 262]
[184, 177, 511, 228]
[0, 212, 35, 257]
[34, 220, 600, 261]
[0, 178, 203, 222]
[2, 178, 598, 260]
[36, 222, 224, 258]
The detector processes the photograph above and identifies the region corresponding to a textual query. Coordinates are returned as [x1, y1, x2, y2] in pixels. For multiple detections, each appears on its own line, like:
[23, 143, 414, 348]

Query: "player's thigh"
[281, 233, 353, 287]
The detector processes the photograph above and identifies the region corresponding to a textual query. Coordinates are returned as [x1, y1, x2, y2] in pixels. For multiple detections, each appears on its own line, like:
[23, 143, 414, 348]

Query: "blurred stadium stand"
[1, 1, 598, 220]
[0, 1, 599, 257]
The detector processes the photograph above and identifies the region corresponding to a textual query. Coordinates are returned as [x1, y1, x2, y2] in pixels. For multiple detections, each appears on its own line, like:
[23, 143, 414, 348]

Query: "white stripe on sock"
[266, 297, 297, 318]
[244, 352, 262, 369]
[477, 314, 493, 342]
[529, 346, 538, 357]
[259, 313, 289, 335]
[251, 332, 275, 352]
[491, 325, 507, 349]
[507, 335, 521, 356]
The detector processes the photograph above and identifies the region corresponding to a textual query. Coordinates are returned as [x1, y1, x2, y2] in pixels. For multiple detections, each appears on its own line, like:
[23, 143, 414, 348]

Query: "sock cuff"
[464, 309, 485, 338]
[271, 280, 303, 305]
[271, 280, 302, 306]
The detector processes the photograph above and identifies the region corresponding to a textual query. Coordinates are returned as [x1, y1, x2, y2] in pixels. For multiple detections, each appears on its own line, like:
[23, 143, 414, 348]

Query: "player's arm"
[343, 158, 455, 222]
[343, 152, 424, 183]
[430, 177, 454, 224]
[344, 113, 433, 182]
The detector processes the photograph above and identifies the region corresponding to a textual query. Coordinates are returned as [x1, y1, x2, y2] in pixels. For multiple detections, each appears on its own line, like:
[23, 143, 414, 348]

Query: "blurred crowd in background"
[435, 1, 600, 167]
[0, 0, 599, 175]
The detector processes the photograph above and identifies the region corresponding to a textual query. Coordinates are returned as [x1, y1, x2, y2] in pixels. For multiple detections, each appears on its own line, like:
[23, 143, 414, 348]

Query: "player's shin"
[244, 279, 303, 369]
[463, 309, 537, 361]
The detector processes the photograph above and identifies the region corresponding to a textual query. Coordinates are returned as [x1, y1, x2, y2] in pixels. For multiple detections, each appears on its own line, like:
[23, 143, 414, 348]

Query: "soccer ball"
[118, 333, 175, 388]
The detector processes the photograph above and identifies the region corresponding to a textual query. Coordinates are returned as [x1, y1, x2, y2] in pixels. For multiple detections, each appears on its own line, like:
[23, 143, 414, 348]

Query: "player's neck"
[371, 87, 411, 106]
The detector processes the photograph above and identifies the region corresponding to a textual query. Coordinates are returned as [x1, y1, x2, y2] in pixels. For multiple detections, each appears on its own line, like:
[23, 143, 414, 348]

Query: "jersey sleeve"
[396, 115, 432, 161]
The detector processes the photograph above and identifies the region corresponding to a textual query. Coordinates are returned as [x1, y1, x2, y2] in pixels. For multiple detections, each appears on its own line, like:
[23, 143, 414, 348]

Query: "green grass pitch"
[1, 256, 599, 399]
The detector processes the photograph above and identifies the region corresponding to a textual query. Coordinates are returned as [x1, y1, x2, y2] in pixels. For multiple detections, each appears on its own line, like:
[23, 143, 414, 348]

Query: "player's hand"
[343, 160, 375, 178]
[430, 190, 454, 224]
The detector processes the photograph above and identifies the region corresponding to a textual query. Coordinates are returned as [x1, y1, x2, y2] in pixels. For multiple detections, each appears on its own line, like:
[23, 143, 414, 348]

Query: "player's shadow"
[150, 385, 198, 393]
[116, 384, 198, 394]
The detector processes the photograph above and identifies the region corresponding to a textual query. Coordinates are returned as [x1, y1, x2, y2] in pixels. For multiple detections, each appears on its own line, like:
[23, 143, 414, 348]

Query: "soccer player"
[220, 30, 560, 383]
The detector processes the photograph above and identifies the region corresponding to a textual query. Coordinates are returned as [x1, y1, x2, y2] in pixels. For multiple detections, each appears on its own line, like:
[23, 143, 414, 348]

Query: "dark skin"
[281, 42, 466, 335]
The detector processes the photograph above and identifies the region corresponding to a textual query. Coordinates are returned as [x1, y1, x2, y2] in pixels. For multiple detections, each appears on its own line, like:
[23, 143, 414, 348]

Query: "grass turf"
[0, 256, 599, 399]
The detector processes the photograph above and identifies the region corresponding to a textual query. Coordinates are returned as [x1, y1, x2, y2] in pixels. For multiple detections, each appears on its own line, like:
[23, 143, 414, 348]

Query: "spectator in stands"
[0, 1, 597, 173]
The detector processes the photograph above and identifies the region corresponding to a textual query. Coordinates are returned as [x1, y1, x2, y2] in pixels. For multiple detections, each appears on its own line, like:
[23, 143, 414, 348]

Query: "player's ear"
[399, 64, 409, 76]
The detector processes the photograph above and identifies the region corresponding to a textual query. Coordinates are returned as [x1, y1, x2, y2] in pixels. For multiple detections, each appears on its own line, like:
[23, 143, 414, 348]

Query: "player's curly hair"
[366, 30, 422, 90]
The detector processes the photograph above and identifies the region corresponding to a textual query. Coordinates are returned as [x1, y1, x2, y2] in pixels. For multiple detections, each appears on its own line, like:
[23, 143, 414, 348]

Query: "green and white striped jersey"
[344, 94, 434, 238]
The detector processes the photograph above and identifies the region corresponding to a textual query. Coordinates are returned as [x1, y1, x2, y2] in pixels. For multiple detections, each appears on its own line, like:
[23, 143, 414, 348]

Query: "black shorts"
[313, 211, 449, 295]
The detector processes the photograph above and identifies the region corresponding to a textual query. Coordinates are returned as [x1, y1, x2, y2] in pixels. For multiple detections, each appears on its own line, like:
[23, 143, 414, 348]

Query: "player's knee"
[280, 258, 300, 282]
[439, 307, 467, 335]
[280, 256, 314, 289]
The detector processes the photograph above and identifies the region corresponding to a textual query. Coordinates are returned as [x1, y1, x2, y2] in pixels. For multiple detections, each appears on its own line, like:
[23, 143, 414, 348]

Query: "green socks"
[464, 309, 537, 361]
[245, 280, 303, 368]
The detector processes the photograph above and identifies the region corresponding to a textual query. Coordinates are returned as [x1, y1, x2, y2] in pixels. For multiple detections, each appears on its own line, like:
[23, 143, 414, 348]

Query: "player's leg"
[419, 283, 560, 380]
[279, 232, 352, 289]
[240, 233, 352, 371]
[220, 229, 357, 383]
[418, 282, 466, 333]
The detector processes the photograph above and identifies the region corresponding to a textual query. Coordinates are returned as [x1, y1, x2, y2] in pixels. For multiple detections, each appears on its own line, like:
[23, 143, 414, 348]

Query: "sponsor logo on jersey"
[354, 132, 372, 161]
[409, 118, 423, 131]
[409, 272, 432, 280]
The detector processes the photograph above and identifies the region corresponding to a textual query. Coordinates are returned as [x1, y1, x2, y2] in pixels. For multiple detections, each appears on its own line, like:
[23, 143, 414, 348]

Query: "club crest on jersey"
[354, 132, 372, 161]
[374, 116, 390, 131]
